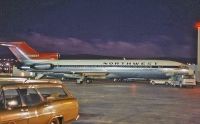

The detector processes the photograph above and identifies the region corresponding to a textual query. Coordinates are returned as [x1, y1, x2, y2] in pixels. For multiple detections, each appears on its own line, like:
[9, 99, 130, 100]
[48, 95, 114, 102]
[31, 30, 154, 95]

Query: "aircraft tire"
[151, 81, 155, 85]
[76, 80, 83, 84]
[86, 79, 92, 84]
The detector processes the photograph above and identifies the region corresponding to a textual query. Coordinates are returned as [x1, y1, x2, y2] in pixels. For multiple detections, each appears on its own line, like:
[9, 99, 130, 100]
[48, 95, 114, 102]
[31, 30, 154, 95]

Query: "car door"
[49, 97, 78, 121]
[0, 88, 28, 124]
[37, 85, 78, 122]
[29, 101, 53, 124]
[18, 87, 53, 124]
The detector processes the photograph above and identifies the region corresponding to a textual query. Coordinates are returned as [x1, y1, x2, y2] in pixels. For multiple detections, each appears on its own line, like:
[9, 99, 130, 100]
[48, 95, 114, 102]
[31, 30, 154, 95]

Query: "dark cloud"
[0, 0, 199, 58]
[19, 32, 193, 58]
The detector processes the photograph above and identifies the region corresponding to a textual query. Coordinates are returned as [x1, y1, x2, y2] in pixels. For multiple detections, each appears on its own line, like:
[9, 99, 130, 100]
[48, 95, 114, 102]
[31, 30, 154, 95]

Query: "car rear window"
[37, 87, 68, 100]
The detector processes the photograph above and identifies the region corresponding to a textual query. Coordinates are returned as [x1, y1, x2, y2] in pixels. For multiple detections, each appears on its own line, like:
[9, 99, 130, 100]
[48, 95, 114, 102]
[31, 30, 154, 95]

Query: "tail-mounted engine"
[30, 63, 54, 70]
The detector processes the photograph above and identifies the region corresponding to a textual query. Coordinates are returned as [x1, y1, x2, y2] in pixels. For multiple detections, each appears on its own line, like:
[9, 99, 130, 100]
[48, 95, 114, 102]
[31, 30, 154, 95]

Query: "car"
[168, 74, 196, 88]
[149, 79, 169, 85]
[0, 79, 79, 124]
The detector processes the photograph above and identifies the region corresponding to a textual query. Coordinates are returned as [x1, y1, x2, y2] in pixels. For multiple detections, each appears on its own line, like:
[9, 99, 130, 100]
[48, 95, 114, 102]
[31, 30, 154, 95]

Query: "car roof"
[0, 78, 63, 88]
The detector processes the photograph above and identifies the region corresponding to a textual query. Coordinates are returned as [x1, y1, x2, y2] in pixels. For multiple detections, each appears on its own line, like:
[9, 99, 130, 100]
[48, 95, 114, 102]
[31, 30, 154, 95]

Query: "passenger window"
[19, 88, 42, 106]
[37, 87, 68, 100]
[0, 90, 4, 110]
[4, 89, 21, 110]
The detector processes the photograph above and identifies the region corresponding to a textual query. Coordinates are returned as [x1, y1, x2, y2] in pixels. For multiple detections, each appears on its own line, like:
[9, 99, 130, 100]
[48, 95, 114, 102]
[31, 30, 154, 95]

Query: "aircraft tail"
[0, 41, 31, 62]
[0, 41, 60, 62]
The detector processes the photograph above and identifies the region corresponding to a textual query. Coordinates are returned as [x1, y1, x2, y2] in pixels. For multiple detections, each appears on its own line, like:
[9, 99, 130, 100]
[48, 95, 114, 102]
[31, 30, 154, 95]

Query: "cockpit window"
[180, 65, 189, 69]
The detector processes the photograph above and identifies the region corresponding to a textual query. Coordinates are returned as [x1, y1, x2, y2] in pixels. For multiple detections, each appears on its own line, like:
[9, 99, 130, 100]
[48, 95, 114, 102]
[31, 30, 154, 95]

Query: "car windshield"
[37, 87, 68, 100]
[183, 75, 194, 79]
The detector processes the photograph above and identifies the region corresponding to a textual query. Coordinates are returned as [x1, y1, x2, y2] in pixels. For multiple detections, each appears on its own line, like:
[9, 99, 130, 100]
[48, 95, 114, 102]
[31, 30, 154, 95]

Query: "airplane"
[0, 41, 194, 83]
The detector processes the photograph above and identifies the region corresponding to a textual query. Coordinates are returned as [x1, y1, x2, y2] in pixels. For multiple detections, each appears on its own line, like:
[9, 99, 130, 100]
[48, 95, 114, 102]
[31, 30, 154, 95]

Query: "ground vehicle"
[168, 74, 196, 87]
[150, 79, 169, 85]
[0, 79, 79, 124]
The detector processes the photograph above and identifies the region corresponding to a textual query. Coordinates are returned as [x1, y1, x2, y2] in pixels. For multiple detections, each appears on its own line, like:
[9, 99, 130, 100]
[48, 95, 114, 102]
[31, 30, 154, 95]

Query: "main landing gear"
[76, 78, 93, 84]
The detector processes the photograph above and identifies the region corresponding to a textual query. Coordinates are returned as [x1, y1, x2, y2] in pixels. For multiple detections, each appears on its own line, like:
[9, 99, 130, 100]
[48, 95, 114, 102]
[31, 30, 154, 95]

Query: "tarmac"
[64, 80, 200, 124]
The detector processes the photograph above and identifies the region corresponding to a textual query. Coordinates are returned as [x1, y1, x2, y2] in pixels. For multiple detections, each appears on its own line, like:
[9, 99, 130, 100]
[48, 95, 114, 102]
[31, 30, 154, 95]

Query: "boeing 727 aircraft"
[0, 41, 193, 83]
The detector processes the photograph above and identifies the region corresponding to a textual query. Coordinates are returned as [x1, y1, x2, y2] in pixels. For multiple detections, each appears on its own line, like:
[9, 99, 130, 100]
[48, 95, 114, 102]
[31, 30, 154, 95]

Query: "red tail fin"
[15, 41, 60, 60]
[12, 41, 39, 57]
[1, 41, 60, 60]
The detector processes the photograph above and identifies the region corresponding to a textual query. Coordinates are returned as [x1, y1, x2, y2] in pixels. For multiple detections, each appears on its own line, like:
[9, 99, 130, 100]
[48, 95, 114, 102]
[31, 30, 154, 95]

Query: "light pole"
[195, 22, 200, 82]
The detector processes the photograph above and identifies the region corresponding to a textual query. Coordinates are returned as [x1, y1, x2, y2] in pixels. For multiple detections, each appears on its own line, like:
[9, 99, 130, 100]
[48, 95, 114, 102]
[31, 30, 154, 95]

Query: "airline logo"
[28, 54, 39, 58]
[103, 61, 158, 66]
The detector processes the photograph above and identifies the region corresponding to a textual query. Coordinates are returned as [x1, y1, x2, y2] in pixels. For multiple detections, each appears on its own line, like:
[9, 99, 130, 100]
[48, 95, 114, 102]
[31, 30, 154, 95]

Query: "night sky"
[0, 0, 200, 59]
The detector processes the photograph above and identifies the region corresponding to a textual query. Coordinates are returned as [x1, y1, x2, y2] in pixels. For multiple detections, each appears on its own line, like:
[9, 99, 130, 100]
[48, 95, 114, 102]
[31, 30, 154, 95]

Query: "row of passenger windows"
[54, 65, 181, 68]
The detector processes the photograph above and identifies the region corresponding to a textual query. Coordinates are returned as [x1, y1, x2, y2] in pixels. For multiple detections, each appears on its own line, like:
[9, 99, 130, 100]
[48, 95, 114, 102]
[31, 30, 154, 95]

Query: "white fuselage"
[20, 59, 192, 80]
